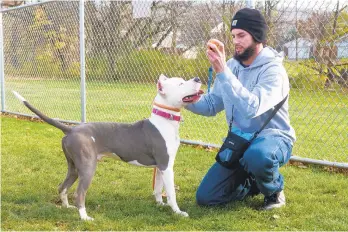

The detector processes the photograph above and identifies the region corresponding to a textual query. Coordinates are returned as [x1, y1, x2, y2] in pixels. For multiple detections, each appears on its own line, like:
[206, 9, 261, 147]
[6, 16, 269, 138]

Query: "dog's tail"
[12, 91, 72, 134]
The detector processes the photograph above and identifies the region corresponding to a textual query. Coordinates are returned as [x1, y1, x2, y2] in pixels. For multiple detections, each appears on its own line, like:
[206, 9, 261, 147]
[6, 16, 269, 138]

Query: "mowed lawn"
[3, 79, 348, 163]
[1, 116, 348, 230]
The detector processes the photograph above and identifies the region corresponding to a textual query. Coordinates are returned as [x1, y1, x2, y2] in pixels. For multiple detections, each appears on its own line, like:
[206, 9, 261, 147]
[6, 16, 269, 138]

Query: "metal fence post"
[0, 10, 5, 112]
[79, 0, 86, 123]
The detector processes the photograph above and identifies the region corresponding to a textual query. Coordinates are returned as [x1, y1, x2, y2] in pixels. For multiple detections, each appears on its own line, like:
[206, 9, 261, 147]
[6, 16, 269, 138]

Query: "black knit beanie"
[230, 8, 268, 43]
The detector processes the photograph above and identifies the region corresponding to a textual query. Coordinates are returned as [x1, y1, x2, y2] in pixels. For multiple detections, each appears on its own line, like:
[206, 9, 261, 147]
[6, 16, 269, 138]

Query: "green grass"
[1, 116, 348, 230]
[3, 79, 348, 163]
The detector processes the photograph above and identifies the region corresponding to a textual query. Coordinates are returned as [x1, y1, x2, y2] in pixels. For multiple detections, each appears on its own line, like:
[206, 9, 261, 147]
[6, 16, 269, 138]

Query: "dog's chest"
[149, 118, 180, 154]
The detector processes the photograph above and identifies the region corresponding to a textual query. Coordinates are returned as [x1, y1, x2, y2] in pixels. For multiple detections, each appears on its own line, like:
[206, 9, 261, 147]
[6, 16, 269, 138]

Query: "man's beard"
[234, 42, 257, 62]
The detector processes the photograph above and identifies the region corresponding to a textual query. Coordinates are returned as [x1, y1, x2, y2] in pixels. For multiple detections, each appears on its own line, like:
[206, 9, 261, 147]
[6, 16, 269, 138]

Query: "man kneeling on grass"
[186, 8, 296, 210]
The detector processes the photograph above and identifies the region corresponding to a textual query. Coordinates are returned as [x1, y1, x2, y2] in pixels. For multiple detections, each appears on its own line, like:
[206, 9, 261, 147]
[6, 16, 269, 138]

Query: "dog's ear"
[157, 74, 167, 95]
[157, 80, 165, 95]
[158, 74, 168, 82]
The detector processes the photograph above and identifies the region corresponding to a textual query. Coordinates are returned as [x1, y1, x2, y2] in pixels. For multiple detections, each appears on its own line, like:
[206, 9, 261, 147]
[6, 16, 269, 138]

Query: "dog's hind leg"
[59, 141, 78, 208]
[58, 159, 78, 208]
[75, 159, 97, 221]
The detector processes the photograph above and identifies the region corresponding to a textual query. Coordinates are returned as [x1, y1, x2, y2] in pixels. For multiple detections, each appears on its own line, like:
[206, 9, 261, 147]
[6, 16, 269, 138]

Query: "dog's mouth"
[182, 90, 204, 103]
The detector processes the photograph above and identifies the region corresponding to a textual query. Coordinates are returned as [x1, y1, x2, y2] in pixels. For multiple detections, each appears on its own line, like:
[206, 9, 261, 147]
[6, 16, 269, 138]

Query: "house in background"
[283, 38, 314, 60]
[335, 34, 348, 59]
[318, 34, 348, 60]
[151, 31, 199, 59]
[283, 35, 348, 60]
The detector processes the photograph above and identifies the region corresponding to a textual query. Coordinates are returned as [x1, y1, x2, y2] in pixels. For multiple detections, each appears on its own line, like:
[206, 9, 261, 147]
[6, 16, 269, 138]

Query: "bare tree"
[326, 0, 348, 88]
[85, 1, 191, 80]
[296, 1, 348, 88]
[263, 0, 281, 48]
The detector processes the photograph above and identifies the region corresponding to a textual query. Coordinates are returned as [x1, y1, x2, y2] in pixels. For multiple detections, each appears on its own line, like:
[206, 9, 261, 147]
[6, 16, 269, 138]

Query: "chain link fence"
[1, 0, 347, 164]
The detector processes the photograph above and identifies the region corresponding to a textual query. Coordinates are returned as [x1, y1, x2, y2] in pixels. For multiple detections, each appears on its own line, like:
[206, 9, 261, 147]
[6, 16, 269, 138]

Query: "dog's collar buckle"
[152, 108, 181, 122]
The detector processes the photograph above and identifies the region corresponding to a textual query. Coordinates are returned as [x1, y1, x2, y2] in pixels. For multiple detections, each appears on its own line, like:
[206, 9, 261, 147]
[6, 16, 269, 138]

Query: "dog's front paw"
[81, 215, 94, 221]
[176, 210, 189, 217]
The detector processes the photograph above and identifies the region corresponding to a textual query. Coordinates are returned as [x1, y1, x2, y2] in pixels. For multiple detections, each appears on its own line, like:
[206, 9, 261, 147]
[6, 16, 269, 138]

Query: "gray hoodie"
[186, 47, 296, 144]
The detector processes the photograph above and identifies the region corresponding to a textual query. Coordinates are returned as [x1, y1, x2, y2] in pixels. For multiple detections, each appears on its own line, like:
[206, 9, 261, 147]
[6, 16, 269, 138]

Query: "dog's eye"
[179, 83, 184, 86]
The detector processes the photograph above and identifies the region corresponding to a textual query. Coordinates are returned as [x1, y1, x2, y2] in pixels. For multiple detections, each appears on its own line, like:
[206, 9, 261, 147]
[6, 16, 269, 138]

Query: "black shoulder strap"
[250, 95, 288, 141]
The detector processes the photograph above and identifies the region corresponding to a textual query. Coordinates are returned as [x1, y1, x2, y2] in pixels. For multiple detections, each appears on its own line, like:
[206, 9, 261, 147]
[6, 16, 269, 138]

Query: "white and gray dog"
[13, 74, 203, 220]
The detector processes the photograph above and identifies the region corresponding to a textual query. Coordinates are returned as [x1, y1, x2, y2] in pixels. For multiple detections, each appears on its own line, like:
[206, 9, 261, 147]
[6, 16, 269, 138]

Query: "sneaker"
[263, 190, 286, 210]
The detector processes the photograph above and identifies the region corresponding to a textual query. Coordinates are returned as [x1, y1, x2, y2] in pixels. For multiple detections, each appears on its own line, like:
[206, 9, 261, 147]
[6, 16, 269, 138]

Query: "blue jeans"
[196, 135, 293, 206]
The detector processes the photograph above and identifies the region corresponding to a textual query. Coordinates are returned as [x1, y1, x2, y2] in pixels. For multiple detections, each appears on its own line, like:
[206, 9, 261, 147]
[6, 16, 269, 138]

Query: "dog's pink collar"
[152, 108, 181, 122]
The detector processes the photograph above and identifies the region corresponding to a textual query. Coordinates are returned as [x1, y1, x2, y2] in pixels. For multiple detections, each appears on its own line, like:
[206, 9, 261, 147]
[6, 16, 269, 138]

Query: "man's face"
[231, 28, 257, 62]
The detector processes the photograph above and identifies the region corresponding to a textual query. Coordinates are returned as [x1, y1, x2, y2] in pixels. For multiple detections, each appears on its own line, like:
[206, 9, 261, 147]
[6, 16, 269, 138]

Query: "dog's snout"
[194, 77, 201, 83]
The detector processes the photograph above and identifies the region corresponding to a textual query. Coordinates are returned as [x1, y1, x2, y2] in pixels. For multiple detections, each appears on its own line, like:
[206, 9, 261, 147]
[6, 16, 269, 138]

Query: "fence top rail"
[0, 0, 57, 13]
